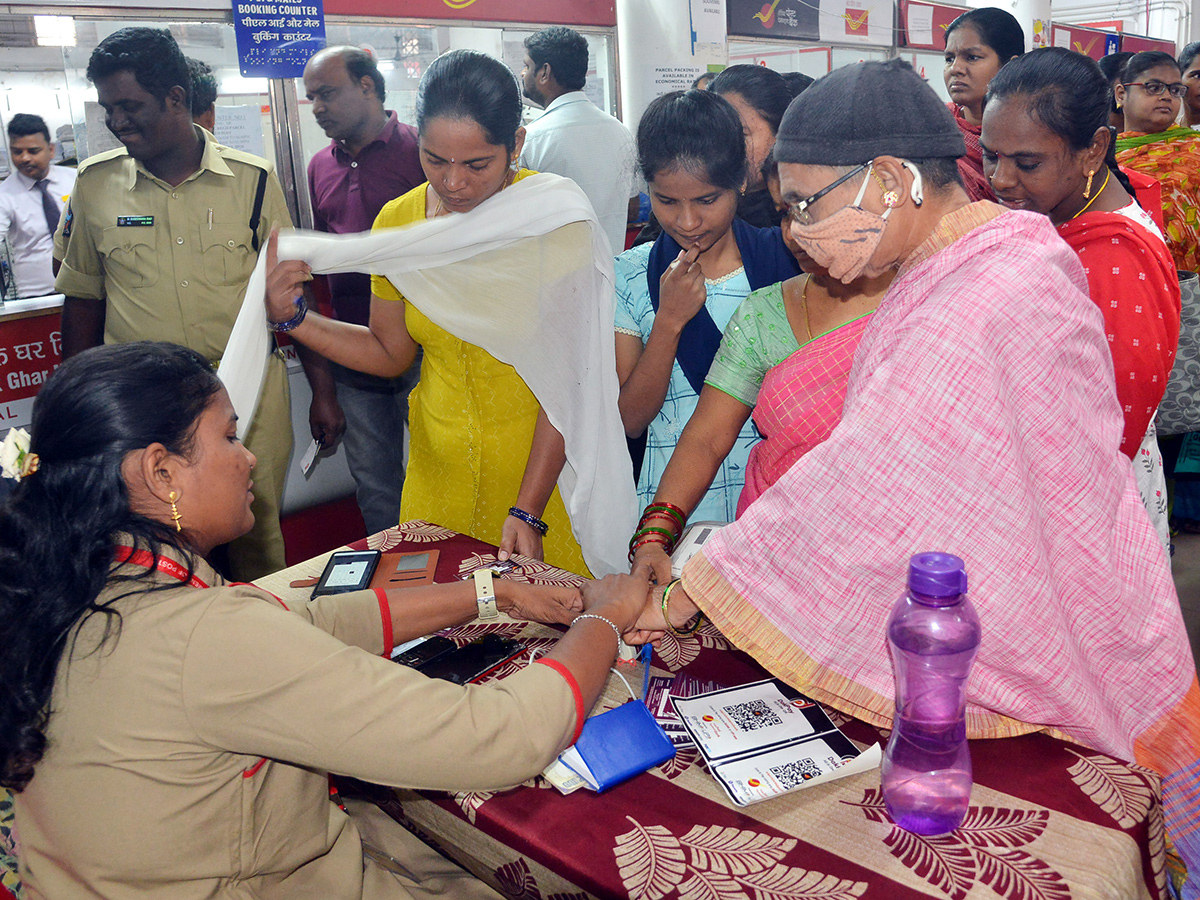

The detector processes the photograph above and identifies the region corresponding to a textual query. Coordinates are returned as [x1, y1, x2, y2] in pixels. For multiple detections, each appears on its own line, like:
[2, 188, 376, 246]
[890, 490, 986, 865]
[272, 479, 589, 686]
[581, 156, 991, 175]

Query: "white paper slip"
[542, 756, 589, 795]
[299, 437, 322, 476]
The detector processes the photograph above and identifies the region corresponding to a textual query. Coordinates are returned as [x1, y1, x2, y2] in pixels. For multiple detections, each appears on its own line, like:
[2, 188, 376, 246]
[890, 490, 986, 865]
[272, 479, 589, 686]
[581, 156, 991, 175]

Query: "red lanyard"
[114, 545, 210, 589]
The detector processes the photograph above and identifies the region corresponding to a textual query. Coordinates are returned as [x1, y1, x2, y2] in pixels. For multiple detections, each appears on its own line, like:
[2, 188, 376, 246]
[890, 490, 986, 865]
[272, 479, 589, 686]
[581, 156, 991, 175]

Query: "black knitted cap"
[774, 59, 965, 165]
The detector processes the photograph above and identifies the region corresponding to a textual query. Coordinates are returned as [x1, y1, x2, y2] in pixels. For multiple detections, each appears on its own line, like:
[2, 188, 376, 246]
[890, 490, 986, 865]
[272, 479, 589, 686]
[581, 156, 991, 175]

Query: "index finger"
[681, 244, 701, 265]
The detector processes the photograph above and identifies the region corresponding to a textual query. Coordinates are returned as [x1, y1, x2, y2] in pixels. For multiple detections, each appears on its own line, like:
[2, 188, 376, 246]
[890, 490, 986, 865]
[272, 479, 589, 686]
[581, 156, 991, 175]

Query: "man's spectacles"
[1126, 80, 1188, 99]
[785, 163, 868, 226]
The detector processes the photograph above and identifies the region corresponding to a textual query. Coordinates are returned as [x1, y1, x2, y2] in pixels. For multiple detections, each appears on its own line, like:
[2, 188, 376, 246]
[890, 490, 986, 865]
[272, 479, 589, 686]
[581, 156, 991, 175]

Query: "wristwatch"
[473, 568, 499, 620]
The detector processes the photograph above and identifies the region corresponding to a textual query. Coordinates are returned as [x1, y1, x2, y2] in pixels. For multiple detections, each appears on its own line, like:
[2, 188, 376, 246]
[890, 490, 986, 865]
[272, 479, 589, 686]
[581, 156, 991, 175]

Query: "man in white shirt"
[0, 114, 75, 298]
[520, 26, 636, 255]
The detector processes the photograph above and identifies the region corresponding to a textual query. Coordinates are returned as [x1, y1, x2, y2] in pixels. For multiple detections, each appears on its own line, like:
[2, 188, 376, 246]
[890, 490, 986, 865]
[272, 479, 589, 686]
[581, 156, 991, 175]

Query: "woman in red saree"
[981, 47, 1181, 548]
[943, 8, 1024, 202]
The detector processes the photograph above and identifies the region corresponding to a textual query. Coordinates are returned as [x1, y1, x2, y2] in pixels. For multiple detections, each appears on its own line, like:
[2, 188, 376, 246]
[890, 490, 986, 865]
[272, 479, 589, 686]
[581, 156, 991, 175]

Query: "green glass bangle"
[643, 502, 686, 529]
[631, 525, 676, 544]
[661, 579, 703, 637]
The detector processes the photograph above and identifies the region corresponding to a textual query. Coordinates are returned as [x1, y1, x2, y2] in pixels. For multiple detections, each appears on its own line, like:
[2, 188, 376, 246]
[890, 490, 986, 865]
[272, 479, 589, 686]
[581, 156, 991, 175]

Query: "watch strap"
[473, 568, 499, 619]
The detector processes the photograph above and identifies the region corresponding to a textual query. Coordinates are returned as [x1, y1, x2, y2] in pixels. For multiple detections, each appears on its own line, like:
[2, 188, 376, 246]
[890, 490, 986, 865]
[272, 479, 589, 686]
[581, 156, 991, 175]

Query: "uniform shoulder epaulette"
[213, 144, 274, 174]
[75, 146, 130, 175]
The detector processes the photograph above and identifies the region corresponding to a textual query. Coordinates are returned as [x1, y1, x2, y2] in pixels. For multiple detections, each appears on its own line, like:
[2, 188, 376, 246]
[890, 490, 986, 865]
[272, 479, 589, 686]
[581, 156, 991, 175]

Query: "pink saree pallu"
[684, 204, 1200, 895]
[737, 313, 872, 518]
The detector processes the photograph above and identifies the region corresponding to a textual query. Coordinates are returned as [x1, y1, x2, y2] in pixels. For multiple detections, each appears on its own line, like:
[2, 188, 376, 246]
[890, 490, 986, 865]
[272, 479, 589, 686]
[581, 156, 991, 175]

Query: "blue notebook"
[559, 700, 677, 792]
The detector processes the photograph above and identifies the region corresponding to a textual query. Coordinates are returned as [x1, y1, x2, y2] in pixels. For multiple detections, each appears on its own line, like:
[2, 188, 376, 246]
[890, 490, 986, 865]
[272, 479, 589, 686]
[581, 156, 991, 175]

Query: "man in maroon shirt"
[303, 46, 424, 533]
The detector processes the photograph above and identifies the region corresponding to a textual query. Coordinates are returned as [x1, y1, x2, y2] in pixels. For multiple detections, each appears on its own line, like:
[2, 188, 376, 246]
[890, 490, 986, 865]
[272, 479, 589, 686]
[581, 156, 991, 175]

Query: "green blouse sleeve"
[705, 282, 792, 407]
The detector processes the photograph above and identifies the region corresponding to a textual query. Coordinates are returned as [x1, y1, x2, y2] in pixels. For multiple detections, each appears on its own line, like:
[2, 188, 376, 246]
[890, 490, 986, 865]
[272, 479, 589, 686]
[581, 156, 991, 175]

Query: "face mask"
[788, 165, 892, 284]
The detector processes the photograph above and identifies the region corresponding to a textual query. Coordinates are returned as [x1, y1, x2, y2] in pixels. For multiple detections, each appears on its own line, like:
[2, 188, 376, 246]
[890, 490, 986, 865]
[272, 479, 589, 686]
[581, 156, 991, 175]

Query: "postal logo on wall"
[727, 0, 820, 40]
[820, 0, 892, 45]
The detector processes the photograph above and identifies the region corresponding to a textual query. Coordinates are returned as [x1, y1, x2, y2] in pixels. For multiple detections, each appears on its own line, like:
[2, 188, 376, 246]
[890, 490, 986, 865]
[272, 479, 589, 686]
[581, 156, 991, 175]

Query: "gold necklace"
[799, 274, 814, 343]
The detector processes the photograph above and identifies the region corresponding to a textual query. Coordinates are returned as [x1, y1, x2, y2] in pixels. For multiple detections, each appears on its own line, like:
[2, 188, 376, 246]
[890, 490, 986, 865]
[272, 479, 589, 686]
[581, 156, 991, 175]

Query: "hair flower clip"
[1, 427, 38, 482]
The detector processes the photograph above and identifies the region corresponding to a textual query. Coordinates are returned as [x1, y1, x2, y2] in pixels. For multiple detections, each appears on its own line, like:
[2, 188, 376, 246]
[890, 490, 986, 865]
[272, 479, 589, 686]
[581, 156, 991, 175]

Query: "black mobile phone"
[417, 634, 527, 685]
[392, 636, 456, 669]
[311, 550, 381, 598]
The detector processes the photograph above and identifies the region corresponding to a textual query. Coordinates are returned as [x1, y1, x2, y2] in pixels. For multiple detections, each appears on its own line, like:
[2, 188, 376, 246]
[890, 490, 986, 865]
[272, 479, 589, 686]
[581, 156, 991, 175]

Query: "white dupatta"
[219, 173, 637, 575]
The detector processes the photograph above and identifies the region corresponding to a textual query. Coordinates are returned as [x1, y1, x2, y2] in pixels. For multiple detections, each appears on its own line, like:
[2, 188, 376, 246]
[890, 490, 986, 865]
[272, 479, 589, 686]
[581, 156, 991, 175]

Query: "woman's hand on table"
[499, 581, 582, 626]
[657, 245, 707, 332]
[264, 229, 313, 324]
[630, 541, 674, 585]
[499, 516, 544, 563]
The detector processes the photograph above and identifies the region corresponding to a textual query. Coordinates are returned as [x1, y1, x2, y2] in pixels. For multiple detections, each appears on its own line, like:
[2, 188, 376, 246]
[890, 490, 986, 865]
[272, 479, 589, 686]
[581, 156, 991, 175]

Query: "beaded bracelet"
[507, 506, 548, 536]
[661, 579, 704, 637]
[268, 295, 308, 333]
[572, 613, 622, 647]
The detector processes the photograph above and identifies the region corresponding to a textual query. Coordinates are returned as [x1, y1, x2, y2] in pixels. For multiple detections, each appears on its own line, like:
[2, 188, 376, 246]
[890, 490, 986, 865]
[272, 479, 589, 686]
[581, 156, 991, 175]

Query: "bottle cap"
[908, 552, 968, 599]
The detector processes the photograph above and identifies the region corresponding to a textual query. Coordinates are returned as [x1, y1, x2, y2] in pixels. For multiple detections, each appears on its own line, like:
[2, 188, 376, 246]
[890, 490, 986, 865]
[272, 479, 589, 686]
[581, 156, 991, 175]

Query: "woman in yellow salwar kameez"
[369, 166, 586, 574]
[264, 50, 600, 574]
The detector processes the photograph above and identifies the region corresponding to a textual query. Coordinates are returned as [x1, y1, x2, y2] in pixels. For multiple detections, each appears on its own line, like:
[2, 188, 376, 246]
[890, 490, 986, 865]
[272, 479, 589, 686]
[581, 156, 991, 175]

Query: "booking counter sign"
[231, 0, 327, 78]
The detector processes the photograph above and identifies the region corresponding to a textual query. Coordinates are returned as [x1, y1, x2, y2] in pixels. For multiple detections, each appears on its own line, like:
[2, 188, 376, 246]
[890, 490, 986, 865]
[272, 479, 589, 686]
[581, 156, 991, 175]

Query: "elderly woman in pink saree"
[628, 166, 892, 580]
[599, 59, 1200, 894]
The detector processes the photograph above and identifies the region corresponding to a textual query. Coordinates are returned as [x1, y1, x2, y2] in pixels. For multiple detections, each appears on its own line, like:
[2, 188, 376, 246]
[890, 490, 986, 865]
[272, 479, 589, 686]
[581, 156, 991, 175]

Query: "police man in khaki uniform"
[57, 27, 301, 579]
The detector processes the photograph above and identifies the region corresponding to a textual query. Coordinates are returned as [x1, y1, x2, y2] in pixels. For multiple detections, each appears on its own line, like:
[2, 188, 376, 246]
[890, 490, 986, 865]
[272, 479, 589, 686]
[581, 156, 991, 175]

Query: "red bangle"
[535, 658, 585, 744]
[642, 501, 687, 529]
[374, 588, 394, 658]
[629, 534, 672, 563]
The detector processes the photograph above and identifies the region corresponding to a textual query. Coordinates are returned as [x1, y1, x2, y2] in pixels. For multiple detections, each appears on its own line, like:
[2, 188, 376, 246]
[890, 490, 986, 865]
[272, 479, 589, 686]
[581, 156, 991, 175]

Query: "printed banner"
[727, 0, 819, 40]
[1050, 24, 1116, 60]
[0, 311, 61, 436]
[900, 0, 967, 50]
[231, 0, 326, 78]
[321, 0, 616, 27]
[1120, 33, 1176, 55]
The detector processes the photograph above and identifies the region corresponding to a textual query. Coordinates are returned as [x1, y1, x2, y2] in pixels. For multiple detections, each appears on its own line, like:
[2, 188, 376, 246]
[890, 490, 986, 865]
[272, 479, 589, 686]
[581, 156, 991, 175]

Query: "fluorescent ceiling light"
[34, 15, 76, 48]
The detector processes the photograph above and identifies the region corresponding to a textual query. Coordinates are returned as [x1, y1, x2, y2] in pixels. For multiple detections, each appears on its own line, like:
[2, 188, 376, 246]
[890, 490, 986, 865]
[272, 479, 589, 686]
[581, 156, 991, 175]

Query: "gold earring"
[872, 169, 900, 208]
[168, 490, 183, 532]
[1083, 170, 1095, 200]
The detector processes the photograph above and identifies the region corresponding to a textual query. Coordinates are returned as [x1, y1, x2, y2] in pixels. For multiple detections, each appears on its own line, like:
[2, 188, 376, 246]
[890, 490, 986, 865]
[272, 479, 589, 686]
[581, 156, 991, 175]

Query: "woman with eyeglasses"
[943, 7, 1025, 202]
[592, 59, 1199, 892]
[1115, 50, 1200, 271]
[980, 47, 1180, 549]
[615, 89, 798, 541]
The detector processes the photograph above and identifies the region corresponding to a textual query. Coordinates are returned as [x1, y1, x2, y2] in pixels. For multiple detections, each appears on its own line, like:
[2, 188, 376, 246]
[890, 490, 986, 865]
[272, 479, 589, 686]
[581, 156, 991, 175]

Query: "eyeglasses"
[785, 163, 868, 226]
[1125, 80, 1188, 99]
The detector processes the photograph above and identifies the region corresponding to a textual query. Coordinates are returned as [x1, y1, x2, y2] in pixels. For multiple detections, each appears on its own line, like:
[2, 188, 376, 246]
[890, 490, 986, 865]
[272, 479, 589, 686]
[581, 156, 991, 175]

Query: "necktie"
[36, 179, 60, 235]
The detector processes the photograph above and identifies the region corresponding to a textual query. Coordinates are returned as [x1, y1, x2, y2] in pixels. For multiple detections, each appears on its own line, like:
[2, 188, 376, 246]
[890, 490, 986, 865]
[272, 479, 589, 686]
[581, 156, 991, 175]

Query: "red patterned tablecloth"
[261, 522, 1166, 900]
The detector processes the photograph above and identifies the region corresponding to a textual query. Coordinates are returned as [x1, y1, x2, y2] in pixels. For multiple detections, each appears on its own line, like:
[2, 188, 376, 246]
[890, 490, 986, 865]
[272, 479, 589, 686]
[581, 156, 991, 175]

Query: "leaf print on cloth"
[371, 520, 455, 549]
[614, 818, 865, 900]
[1067, 750, 1156, 828]
[495, 858, 542, 900]
[455, 553, 585, 588]
[679, 825, 795, 875]
[736, 865, 867, 900]
[616, 818, 688, 900]
[659, 746, 703, 780]
[654, 631, 702, 672]
[973, 849, 1071, 900]
[843, 789, 1070, 900]
[452, 790, 494, 825]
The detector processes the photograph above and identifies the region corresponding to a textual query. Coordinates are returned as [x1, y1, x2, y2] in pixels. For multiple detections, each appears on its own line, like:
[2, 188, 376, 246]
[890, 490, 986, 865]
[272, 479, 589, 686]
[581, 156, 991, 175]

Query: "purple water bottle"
[881, 552, 981, 835]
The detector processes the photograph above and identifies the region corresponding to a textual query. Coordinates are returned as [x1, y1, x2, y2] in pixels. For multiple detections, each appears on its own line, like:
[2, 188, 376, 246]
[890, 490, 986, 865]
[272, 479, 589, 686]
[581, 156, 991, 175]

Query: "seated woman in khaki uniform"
[0, 341, 644, 900]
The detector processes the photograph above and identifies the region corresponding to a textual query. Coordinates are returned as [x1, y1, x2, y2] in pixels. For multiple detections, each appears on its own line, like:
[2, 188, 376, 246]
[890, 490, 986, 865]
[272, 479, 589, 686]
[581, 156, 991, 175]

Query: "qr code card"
[714, 736, 853, 806]
[671, 679, 834, 763]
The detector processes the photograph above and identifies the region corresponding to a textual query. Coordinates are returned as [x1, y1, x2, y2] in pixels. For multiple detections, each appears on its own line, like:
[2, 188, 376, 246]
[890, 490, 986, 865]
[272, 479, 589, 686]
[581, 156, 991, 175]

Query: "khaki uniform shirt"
[16, 549, 576, 900]
[55, 130, 289, 360]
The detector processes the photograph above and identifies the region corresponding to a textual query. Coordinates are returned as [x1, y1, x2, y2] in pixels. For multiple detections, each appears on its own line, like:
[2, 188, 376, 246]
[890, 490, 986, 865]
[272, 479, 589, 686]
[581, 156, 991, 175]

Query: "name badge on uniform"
[116, 215, 154, 227]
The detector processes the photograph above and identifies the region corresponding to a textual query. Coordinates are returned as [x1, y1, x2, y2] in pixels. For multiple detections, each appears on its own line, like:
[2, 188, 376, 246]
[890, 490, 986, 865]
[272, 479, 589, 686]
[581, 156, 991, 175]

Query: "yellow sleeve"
[370, 184, 428, 303]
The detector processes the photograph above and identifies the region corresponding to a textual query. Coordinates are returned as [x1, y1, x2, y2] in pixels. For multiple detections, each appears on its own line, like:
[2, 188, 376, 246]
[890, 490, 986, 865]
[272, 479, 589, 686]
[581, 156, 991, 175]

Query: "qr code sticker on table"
[723, 699, 782, 731]
[769, 758, 821, 789]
